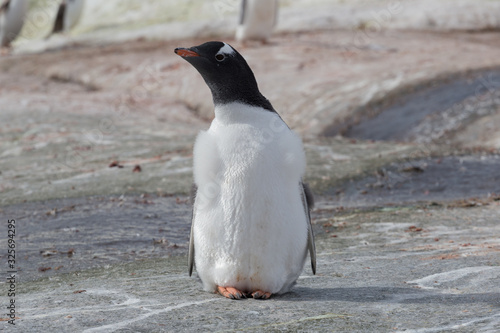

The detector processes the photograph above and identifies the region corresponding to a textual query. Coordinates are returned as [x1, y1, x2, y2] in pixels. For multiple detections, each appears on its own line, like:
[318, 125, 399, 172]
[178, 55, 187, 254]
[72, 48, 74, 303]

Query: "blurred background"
[1, 3, 500, 325]
[9, 0, 500, 51]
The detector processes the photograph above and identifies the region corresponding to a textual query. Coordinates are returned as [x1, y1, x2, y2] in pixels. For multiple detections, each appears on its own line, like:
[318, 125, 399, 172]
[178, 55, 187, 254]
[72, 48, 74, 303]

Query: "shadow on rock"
[282, 287, 500, 306]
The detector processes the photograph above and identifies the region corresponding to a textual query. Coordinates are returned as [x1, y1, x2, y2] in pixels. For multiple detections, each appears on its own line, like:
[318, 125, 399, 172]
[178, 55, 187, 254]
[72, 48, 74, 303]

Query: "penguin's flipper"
[238, 0, 247, 25]
[188, 184, 197, 276]
[301, 181, 316, 274]
[46, 2, 65, 39]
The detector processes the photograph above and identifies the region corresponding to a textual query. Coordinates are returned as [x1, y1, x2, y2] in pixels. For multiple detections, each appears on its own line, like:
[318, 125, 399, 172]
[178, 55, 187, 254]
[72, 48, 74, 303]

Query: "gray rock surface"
[1, 4, 500, 331]
[5, 202, 500, 332]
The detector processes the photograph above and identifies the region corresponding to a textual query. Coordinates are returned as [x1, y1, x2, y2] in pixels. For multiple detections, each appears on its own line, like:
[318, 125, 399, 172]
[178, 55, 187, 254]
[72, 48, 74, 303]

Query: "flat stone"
[4, 202, 499, 332]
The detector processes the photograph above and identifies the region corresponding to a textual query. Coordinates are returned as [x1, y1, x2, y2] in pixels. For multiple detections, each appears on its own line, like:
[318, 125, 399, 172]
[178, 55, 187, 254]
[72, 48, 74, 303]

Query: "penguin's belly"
[193, 113, 308, 294]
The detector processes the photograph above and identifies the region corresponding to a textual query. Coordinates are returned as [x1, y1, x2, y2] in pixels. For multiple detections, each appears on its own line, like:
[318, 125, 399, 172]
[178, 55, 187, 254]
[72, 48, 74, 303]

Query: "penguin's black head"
[175, 41, 274, 111]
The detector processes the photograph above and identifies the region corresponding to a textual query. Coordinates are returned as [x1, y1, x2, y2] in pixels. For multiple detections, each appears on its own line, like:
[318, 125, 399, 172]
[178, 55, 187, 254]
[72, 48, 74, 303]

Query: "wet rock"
[327, 155, 500, 207]
[339, 70, 500, 148]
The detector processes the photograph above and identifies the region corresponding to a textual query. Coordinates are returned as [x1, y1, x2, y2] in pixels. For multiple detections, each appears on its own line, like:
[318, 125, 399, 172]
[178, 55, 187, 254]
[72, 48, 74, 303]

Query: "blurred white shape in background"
[235, 0, 278, 44]
[0, 0, 28, 48]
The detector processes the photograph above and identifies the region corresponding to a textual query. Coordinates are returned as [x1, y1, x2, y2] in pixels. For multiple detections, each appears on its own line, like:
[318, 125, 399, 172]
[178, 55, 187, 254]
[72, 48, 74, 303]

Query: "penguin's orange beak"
[174, 48, 200, 57]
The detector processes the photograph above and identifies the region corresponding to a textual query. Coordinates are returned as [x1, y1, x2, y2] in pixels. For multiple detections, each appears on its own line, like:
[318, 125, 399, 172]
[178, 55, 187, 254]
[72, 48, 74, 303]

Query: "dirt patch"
[3, 195, 191, 282]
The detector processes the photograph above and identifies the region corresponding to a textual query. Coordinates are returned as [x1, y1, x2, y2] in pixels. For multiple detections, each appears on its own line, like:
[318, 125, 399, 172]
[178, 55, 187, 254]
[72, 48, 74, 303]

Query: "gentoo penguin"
[236, 0, 278, 44]
[175, 41, 316, 299]
[47, 0, 84, 37]
[0, 0, 27, 48]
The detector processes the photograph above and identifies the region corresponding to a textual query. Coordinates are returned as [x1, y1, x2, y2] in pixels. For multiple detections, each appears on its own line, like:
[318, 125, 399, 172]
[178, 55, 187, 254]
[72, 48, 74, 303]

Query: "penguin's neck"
[206, 77, 275, 113]
[214, 102, 275, 126]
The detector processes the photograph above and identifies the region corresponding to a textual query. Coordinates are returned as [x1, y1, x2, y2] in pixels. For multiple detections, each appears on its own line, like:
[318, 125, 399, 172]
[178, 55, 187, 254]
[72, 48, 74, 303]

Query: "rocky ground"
[0, 12, 500, 333]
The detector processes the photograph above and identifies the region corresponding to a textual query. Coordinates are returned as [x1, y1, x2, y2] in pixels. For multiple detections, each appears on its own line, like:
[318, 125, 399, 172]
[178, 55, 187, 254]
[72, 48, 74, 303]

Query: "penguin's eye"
[215, 54, 225, 62]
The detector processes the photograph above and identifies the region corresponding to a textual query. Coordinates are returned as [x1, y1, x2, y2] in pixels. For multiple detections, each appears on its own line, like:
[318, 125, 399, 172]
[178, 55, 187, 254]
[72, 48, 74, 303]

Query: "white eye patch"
[217, 43, 235, 57]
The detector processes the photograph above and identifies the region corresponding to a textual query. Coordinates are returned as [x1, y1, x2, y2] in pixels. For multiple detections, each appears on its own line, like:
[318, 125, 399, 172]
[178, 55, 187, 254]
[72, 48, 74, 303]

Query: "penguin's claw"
[251, 290, 272, 299]
[217, 286, 246, 300]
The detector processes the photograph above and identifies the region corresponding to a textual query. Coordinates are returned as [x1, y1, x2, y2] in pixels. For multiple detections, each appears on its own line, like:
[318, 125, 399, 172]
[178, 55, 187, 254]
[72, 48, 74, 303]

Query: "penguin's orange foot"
[216, 286, 246, 300]
[251, 290, 272, 299]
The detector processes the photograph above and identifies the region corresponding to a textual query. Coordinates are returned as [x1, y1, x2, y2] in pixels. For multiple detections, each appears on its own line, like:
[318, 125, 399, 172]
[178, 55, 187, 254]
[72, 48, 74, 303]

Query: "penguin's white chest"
[192, 103, 308, 294]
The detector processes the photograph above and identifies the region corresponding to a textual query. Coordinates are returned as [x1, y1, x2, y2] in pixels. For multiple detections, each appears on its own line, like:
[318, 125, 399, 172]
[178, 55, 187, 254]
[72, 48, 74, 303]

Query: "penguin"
[175, 41, 316, 300]
[0, 0, 27, 48]
[236, 0, 278, 44]
[47, 0, 84, 38]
